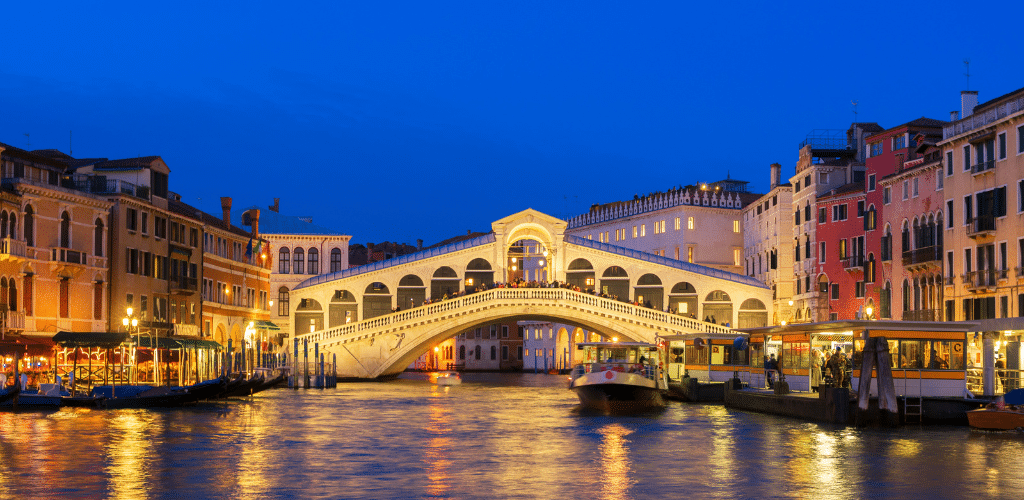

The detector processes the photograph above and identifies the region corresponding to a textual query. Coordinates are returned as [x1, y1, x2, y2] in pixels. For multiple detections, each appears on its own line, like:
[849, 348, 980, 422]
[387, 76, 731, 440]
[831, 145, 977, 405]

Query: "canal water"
[2, 373, 1023, 499]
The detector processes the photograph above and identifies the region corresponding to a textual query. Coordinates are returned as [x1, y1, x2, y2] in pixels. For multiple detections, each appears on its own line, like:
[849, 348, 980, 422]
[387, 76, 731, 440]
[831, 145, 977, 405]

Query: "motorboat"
[97, 385, 193, 409]
[434, 371, 462, 386]
[1, 383, 61, 408]
[0, 384, 21, 405]
[968, 389, 1024, 430]
[569, 341, 666, 412]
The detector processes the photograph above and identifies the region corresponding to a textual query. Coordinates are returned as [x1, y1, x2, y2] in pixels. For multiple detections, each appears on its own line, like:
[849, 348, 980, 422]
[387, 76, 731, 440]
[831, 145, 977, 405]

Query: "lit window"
[674, 217, 680, 230]
[733, 220, 739, 233]
[687, 247, 694, 263]
[733, 248, 741, 266]
[640, 224, 646, 237]
[632, 226, 638, 238]
[687, 217, 694, 230]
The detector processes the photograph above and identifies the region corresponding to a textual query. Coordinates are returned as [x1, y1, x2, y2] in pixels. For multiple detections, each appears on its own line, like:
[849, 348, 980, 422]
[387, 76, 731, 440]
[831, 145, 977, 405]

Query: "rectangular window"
[892, 134, 906, 151]
[857, 200, 865, 217]
[733, 248, 741, 266]
[947, 200, 954, 227]
[964, 145, 971, 171]
[868, 174, 876, 192]
[947, 251, 954, 278]
[883, 186, 891, 205]
[855, 281, 865, 298]
[674, 217, 680, 230]
[964, 196, 973, 225]
[937, 169, 944, 190]
[832, 204, 848, 222]
[640, 224, 646, 237]
[1019, 125, 1024, 154]
[913, 178, 919, 197]
[687, 247, 694, 263]
[902, 180, 909, 200]
[733, 220, 739, 233]
[126, 208, 138, 231]
[870, 142, 883, 157]
[819, 242, 826, 263]
[998, 132, 1007, 160]
[687, 217, 694, 230]
[632, 226, 637, 238]
[141, 212, 148, 234]
[946, 151, 954, 176]
[818, 207, 826, 223]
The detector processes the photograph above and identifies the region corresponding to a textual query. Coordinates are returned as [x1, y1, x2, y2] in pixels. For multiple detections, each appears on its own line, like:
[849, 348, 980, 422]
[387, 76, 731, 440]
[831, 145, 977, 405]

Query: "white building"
[742, 163, 795, 325]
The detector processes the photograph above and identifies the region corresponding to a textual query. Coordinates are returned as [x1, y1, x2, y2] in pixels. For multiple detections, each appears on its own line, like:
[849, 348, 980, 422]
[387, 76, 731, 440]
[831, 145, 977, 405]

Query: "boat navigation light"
[612, 337, 619, 342]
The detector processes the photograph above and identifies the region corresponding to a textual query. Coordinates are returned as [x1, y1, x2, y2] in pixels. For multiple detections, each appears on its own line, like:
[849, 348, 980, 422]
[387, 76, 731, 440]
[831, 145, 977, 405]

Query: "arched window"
[330, 248, 343, 273]
[459, 345, 466, 360]
[23, 205, 34, 247]
[8, 213, 16, 242]
[277, 287, 290, 316]
[308, 248, 319, 275]
[490, 345, 497, 360]
[474, 345, 481, 360]
[279, 248, 290, 274]
[902, 280, 910, 312]
[94, 218, 104, 256]
[60, 211, 71, 248]
[7, 278, 15, 313]
[293, 248, 304, 274]
[0, 211, 7, 238]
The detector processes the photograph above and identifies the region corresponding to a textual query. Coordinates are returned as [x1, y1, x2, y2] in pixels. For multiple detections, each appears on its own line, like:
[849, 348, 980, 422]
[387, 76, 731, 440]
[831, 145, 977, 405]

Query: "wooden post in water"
[857, 330, 876, 426]
[874, 336, 899, 426]
[303, 338, 309, 389]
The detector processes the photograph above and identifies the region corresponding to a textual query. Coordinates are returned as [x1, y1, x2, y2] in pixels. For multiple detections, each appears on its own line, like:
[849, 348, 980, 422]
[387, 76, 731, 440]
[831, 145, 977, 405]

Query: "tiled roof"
[425, 231, 490, 249]
[93, 156, 162, 171]
[817, 181, 865, 200]
[236, 206, 345, 236]
[168, 198, 251, 238]
[974, 85, 1024, 112]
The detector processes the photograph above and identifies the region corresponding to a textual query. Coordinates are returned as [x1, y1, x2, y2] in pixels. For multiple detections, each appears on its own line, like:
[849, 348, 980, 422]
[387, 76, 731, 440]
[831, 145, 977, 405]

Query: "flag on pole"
[254, 239, 263, 255]
[245, 238, 253, 257]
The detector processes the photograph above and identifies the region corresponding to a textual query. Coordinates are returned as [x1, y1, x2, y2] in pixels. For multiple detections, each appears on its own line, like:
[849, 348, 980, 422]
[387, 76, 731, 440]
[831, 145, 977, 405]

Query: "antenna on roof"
[69, 130, 73, 155]
[23, 133, 29, 147]
[852, 100, 858, 121]
[963, 58, 971, 89]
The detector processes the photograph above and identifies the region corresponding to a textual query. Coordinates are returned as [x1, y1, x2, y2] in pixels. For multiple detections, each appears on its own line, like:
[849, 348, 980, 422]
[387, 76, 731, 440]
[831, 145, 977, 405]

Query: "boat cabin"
[574, 342, 658, 379]
[661, 333, 750, 383]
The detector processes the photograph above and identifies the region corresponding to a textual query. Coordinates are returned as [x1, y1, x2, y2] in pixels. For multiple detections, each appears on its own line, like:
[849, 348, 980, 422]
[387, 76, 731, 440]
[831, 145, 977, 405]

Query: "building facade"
[742, 163, 794, 324]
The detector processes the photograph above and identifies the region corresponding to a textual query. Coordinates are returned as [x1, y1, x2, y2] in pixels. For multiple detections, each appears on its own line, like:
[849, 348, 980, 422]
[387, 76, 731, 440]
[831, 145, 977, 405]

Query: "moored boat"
[0, 384, 22, 405]
[967, 389, 1024, 430]
[569, 341, 666, 412]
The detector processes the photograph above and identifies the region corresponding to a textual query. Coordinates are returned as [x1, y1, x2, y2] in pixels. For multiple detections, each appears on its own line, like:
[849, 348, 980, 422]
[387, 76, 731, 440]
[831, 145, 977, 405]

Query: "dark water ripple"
[2, 372, 1024, 499]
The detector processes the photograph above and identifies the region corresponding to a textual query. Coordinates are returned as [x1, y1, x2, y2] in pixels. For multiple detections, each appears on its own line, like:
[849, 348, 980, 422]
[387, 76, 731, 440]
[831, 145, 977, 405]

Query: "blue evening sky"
[2, 1, 1022, 246]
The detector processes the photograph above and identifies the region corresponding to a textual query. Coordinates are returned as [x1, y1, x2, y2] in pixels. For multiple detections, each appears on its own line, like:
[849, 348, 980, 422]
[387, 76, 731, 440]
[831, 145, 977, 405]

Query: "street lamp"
[123, 307, 147, 383]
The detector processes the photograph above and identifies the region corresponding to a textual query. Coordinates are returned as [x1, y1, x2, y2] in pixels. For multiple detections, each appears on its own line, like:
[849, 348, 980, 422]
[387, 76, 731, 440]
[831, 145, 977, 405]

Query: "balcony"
[3, 310, 26, 331]
[169, 276, 198, 295]
[61, 175, 151, 201]
[967, 216, 996, 239]
[964, 270, 997, 291]
[970, 160, 995, 176]
[903, 309, 941, 322]
[902, 245, 942, 270]
[841, 255, 864, 271]
[50, 247, 87, 278]
[944, 275, 955, 286]
[0, 237, 27, 262]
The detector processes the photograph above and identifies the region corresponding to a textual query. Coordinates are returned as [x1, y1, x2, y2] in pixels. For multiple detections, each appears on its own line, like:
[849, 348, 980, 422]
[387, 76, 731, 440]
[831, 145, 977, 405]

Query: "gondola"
[249, 371, 287, 395]
[0, 384, 21, 405]
[218, 373, 265, 398]
[181, 376, 230, 403]
[99, 385, 193, 409]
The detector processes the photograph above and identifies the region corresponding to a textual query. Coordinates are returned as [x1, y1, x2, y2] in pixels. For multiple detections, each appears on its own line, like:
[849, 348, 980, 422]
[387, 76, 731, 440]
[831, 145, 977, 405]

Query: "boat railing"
[578, 361, 657, 380]
[967, 367, 1024, 396]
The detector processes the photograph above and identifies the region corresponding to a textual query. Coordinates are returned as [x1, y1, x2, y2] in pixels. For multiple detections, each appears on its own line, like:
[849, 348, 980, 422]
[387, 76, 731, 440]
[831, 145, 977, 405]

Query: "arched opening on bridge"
[633, 273, 663, 310]
[295, 298, 324, 335]
[507, 240, 549, 282]
[668, 281, 697, 317]
[465, 258, 494, 291]
[363, 282, 392, 320]
[431, 267, 460, 299]
[397, 275, 426, 310]
[600, 266, 629, 300]
[737, 298, 768, 328]
[565, 258, 595, 291]
[703, 290, 732, 325]
[556, 327, 570, 370]
[329, 289, 358, 327]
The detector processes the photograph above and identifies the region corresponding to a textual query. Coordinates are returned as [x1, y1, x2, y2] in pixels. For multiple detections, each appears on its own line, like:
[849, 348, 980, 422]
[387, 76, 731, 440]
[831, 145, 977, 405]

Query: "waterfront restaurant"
[740, 320, 980, 397]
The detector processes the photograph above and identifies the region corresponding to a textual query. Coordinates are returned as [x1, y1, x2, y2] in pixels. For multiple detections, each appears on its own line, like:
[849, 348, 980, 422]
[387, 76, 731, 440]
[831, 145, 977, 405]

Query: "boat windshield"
[574, 343, 658, 380]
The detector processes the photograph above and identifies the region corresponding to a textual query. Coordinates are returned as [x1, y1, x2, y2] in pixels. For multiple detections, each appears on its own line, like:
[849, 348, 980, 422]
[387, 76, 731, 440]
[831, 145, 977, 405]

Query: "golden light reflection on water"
[424, 385, 454, 499]
[106, 411, 155, 499]
[236, 403, 272, 498]
[598, 423, 634, 499]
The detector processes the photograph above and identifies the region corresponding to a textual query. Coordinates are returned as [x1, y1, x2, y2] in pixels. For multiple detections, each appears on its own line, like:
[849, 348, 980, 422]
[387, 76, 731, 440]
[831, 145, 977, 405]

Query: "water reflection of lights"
[106, 411, 154, 499]
[598, 423, 634, 498]
[237, 404, 272, 498]
[424, 389, 454, 498]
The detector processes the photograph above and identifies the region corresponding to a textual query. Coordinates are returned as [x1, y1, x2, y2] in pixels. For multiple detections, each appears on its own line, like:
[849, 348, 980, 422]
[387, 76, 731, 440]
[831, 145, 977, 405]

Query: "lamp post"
[122, 309, 144, 383]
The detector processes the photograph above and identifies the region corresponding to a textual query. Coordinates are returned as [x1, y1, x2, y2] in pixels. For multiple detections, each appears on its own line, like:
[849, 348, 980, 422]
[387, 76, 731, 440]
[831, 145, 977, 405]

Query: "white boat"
[569, 342, 666, 412]
[434, 371, 462, 386]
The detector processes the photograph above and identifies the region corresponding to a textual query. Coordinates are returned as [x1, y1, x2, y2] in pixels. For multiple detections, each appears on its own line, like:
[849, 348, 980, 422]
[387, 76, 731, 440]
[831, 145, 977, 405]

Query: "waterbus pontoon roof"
[738, 319, 980, 336]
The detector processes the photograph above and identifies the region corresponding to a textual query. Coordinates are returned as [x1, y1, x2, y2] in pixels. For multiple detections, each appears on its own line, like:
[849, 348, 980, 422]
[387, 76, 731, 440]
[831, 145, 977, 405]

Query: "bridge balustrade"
[295, 287, 736, 348]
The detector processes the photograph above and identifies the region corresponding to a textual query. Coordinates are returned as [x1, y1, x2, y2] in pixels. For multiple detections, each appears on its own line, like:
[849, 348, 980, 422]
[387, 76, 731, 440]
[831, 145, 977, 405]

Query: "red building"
[816, 184, 867, 320]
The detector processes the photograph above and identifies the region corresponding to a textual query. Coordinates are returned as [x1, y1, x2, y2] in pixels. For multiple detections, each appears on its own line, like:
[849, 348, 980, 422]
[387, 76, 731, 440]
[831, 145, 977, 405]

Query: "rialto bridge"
[289, 209, 771, 379]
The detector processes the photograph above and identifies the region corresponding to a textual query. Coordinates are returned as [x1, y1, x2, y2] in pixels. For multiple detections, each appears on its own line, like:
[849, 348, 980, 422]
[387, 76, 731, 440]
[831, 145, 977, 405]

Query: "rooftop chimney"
[961, 91, 979, 118]
[269, 198, 280, 213]
[250, 208, 261, 237]
[220, 197, 232, 226]
[769, 163, 782, 189]
[417, 239, 423, 250]
[950, 111, 960, 122]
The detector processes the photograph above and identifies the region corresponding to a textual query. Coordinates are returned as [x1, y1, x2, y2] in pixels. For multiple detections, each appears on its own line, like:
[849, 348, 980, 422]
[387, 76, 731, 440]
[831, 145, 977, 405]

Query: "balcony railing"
[4, 310, 26, 330]
[60, 175, 151, 201]
[51, 247, 85, 265]
[169, 276, 198, 293]
[902, 246, 942, 267]
[964, 270, 998, 290]
[944, 95, 1024, 139]
[0, 238, 27, 259]
[903, 309, 941, 322]
[967, 216, 996, 238]
[944, 275, 955, 286]
[841, 255, 864, 271]
[970, 160, 995, 175]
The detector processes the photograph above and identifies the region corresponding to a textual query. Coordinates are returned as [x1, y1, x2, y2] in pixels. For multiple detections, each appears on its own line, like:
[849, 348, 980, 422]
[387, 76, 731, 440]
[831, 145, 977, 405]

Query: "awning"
[1, 335, 56, 355]
[171, 337, 224, 350]
[251, 320, 280, 331]
[52, 331, 132, 349]
[134, 335, 181, 349]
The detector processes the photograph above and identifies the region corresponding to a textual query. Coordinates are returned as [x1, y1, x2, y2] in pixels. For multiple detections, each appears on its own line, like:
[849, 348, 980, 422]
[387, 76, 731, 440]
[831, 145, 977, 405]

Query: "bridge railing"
[295, 287, 736, 346]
